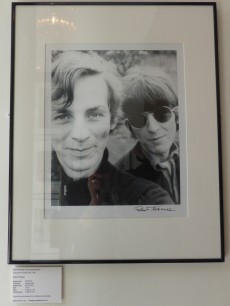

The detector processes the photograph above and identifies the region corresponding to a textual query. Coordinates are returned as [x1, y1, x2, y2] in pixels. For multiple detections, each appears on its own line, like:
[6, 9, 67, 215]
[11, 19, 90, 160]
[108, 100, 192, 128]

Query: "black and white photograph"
[44, 44, 187, 219]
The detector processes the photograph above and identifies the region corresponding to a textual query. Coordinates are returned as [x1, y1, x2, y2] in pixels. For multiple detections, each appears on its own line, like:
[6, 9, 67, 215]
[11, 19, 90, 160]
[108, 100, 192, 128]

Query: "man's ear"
[173, 106, 179, 130]
[175, 116, 179, 129]
[110, 118, 118, 131]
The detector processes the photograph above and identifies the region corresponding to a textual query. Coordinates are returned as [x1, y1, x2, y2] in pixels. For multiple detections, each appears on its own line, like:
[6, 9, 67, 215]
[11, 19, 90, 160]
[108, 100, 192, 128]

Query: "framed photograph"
[8, 2, 224, 263]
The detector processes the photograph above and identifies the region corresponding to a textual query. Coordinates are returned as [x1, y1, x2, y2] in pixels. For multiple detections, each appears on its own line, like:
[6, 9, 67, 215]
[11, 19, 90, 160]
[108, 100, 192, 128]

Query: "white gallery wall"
[0, 0, 230, 305]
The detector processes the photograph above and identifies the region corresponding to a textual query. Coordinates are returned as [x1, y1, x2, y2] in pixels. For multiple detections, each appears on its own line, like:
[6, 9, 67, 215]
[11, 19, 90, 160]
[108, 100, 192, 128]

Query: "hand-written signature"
[134, 206, 176, 212]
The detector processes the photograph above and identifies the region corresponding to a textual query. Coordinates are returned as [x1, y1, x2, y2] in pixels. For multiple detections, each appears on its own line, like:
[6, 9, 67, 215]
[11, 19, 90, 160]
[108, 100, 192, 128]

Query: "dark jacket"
[51, 150, 174, 206]
[116, 143, 180, 204]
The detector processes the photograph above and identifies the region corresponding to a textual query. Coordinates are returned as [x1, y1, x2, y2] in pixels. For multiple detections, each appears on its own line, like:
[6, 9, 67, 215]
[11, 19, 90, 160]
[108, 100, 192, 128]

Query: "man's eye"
[53, 114, 72, 122]
[87, 112, 103, 120]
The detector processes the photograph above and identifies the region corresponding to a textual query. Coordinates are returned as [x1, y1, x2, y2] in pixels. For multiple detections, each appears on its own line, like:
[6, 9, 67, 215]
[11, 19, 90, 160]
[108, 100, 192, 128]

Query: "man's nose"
[70, 116, 90, 142]
[146, 114, 160, 132]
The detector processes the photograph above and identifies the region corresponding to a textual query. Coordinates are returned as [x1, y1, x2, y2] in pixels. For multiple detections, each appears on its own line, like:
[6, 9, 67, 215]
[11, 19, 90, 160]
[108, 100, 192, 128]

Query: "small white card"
[12, 267, 62, 304]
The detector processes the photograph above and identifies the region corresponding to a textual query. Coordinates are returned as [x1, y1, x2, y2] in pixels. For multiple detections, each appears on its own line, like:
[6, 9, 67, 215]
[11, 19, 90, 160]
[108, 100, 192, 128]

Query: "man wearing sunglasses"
[117, 67, 180, 204]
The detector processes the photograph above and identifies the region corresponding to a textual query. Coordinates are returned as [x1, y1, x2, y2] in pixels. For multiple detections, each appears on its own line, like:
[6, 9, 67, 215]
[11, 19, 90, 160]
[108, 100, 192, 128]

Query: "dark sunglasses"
[128, 106, 177, 129]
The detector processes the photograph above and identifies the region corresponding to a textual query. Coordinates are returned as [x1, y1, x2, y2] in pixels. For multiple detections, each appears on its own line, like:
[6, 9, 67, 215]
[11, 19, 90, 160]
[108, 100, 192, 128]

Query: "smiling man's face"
[51, 74, 112, 180]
